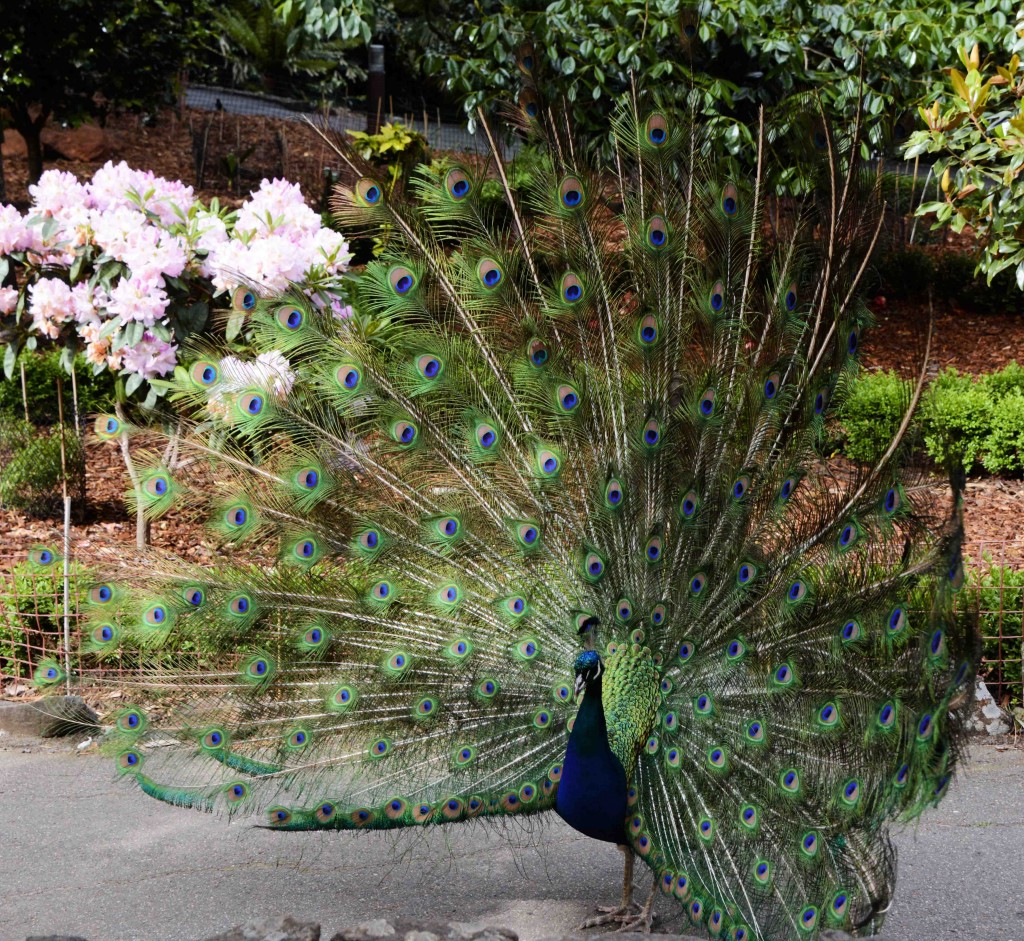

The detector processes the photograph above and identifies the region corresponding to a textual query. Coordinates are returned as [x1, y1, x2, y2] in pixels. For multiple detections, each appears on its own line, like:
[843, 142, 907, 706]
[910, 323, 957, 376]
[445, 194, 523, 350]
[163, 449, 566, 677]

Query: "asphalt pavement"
[1, 736, 1021, 941]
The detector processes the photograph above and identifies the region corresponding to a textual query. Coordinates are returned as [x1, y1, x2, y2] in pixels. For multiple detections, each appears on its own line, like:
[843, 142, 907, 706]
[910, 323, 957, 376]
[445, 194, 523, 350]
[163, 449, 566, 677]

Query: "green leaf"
[226, 311, 245, 342]
[124, 372, 144, 397]
[4, 342, 18, 381]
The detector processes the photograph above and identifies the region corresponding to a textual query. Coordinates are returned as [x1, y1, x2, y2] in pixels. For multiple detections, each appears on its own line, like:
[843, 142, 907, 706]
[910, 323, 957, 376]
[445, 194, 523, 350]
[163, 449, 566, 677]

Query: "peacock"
[30, 62, 977, 941]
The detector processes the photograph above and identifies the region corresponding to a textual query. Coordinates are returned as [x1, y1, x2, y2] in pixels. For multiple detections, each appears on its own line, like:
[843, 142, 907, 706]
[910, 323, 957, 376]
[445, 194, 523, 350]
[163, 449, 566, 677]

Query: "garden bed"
[3, 426, 1024, 574]
[2, 105, 348, 212]
[2, 289, 1024, 570]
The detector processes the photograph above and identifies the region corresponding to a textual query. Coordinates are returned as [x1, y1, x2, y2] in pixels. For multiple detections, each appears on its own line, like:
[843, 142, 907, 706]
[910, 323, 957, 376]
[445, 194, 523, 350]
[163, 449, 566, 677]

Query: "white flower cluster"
[1, 163, 353, 381]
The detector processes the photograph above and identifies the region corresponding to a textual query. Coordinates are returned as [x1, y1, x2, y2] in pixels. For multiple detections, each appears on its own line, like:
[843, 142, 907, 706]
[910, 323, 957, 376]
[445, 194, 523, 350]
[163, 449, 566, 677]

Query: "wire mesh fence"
[177, 81, 516, 208]
[973, 540, 1024, 707]
[2, 539, 1023, 706]
[185, 85, 492, 154]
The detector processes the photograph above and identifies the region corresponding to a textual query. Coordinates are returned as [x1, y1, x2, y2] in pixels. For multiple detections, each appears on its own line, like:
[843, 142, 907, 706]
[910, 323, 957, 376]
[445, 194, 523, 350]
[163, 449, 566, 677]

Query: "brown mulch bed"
[863, 297, 1024, 378]
[2, 426, 1022, 577]
[0, 436, 224, 574]
[2, 106, 348, 211]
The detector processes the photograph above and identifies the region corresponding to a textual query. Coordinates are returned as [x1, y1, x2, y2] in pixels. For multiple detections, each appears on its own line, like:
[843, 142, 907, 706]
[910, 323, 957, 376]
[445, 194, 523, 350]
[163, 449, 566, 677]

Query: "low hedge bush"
[842, 362, 1024, 475]
[0, 349, 116, 426]
[0, 415, 86, 515]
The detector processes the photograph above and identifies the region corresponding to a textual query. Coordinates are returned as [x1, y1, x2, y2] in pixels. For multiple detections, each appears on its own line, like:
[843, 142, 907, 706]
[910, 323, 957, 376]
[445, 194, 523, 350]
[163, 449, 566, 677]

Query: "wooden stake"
[20, 360, 29, 423]
[56, 377, 72, 693]
[70, 358, 79, 431]
[115, 400, 149, 548]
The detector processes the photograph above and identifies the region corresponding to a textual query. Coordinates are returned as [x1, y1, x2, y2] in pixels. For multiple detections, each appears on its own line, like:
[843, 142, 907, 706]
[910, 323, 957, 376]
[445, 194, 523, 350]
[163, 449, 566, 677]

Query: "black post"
[367, 44, 385, 134]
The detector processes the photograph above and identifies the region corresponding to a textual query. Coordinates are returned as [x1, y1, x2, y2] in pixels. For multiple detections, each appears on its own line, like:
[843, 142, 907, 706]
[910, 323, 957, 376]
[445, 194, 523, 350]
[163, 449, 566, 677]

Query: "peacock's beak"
[573, 673, 586, 701]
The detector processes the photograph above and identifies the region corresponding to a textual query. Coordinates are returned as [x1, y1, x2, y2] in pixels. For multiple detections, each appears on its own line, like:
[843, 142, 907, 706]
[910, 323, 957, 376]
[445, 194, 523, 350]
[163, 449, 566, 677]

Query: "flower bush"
[1, 162, 353, 405]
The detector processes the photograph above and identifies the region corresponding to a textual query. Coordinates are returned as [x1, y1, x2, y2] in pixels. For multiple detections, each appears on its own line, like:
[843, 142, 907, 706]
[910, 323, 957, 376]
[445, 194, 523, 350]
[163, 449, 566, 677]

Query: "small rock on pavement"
[330, 921, 517, 941]
[203, 915, 320, 941]
[972, 679, 1011, 736]
[0, 696, 98, 738]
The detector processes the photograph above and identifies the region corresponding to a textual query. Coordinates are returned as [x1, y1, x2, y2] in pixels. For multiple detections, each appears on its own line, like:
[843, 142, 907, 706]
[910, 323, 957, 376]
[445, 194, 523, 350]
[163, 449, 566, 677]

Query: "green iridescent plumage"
[58, 81, 978, 941]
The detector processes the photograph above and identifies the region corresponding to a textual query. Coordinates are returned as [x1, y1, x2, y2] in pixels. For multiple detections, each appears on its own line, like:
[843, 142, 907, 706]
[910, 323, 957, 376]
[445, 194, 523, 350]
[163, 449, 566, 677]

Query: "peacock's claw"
[614, 910, 655, 934]
[578, 908, 635, 930]
[577, 904, 654, 933]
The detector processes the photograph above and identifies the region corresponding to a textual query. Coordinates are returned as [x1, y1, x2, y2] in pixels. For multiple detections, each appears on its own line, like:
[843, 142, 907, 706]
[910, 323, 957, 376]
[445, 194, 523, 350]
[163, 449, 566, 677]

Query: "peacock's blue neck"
[568, 678, 611, 753]
[555, 678, 629, 844]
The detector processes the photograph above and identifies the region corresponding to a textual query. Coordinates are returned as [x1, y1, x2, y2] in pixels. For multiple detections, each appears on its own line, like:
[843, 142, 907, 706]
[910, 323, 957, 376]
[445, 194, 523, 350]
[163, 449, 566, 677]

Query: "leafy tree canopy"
[1, 0, 204, 183]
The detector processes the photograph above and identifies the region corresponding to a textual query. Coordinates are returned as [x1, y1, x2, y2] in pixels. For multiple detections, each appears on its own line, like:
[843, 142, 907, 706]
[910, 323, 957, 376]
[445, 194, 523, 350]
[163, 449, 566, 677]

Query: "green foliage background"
[420, 0, 1018, 145]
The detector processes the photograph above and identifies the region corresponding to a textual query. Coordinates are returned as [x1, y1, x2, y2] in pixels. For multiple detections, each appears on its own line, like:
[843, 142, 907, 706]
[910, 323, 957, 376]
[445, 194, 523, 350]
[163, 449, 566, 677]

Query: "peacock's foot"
[578, 902, 654, 932]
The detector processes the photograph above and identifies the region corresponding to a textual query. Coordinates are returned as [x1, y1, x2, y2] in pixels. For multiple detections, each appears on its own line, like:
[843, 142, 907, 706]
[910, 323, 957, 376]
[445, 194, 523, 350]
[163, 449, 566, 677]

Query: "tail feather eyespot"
[645, 113, 669, 147]
[446, 167, 472, 200]
[355, 178, 383, 206]
[559, 177, 585, 210]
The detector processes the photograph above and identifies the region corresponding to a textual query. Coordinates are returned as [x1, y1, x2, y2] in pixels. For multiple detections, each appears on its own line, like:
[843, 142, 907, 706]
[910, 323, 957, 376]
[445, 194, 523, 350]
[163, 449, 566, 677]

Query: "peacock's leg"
[578, 845, 644, 929]
[611, 873, 658, 933]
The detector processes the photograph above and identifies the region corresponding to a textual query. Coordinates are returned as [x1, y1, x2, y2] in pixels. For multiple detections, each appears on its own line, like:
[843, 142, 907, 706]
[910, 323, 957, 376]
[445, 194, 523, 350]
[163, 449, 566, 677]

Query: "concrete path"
[184, 86, 490, 155]
[1, 736, 1021, 941]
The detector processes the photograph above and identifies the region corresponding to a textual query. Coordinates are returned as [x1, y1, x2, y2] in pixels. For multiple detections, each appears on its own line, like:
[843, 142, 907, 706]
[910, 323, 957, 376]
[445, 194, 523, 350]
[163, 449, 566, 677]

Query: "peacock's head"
[573, 649, 603, 699]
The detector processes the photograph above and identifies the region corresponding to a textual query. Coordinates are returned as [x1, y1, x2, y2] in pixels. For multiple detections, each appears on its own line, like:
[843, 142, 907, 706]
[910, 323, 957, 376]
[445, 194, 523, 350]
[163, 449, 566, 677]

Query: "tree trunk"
[11, 106, 49, 186]
[23, 124, 44, 186]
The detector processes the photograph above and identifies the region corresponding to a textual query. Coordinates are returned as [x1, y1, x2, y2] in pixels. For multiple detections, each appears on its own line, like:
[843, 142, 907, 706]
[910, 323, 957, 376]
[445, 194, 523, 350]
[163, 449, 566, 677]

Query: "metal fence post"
[368, 44, 385, 134]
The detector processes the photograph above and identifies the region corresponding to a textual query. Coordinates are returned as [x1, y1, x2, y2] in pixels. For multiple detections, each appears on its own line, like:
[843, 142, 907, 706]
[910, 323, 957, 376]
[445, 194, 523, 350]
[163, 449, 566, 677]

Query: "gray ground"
[183, 87, 490, 155]
[1, 736, 1021, 941]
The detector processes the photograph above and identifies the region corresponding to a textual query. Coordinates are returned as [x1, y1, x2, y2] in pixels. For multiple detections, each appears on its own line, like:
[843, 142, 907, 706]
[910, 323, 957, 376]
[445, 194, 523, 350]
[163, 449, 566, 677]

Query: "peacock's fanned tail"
[43, 83, 977, 941]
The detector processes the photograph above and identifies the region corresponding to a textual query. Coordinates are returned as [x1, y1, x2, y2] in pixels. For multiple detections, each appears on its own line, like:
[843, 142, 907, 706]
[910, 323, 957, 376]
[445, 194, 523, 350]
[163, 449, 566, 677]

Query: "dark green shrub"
[0, 349, 116, 426]
[842, 362, 1024, 477]
[0, 416, 86, 516]
[840, 370, 913, 464]
[983, 392, 1024, 476]
[931, 251, 977, 305]
[871, 245, 1024, 314]
[875, 248, 935, 301]
[982, 361, 1024, 401]
[920, 369, 993, 474]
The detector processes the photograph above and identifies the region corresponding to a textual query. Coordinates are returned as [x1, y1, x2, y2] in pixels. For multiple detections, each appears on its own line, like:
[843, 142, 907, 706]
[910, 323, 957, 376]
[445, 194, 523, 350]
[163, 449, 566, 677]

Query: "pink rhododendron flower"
[234, 178, 320, 240]
[89, 161, 195, 224]
[119, 331, 178, 378]
[311, 225, 350, 256]
[0, 286, 18, 314]
[207, 179, 351, 293]
[0, 204, 40, 255]
[193, 210, 230, 277]
[70, 282, 109, 326]
[4, 164, 351, 375]
[27, 278, 74, 339]
[106, 276, 170, 327]
[80, 322, 123, 371]
[29, 169, 88, 215]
